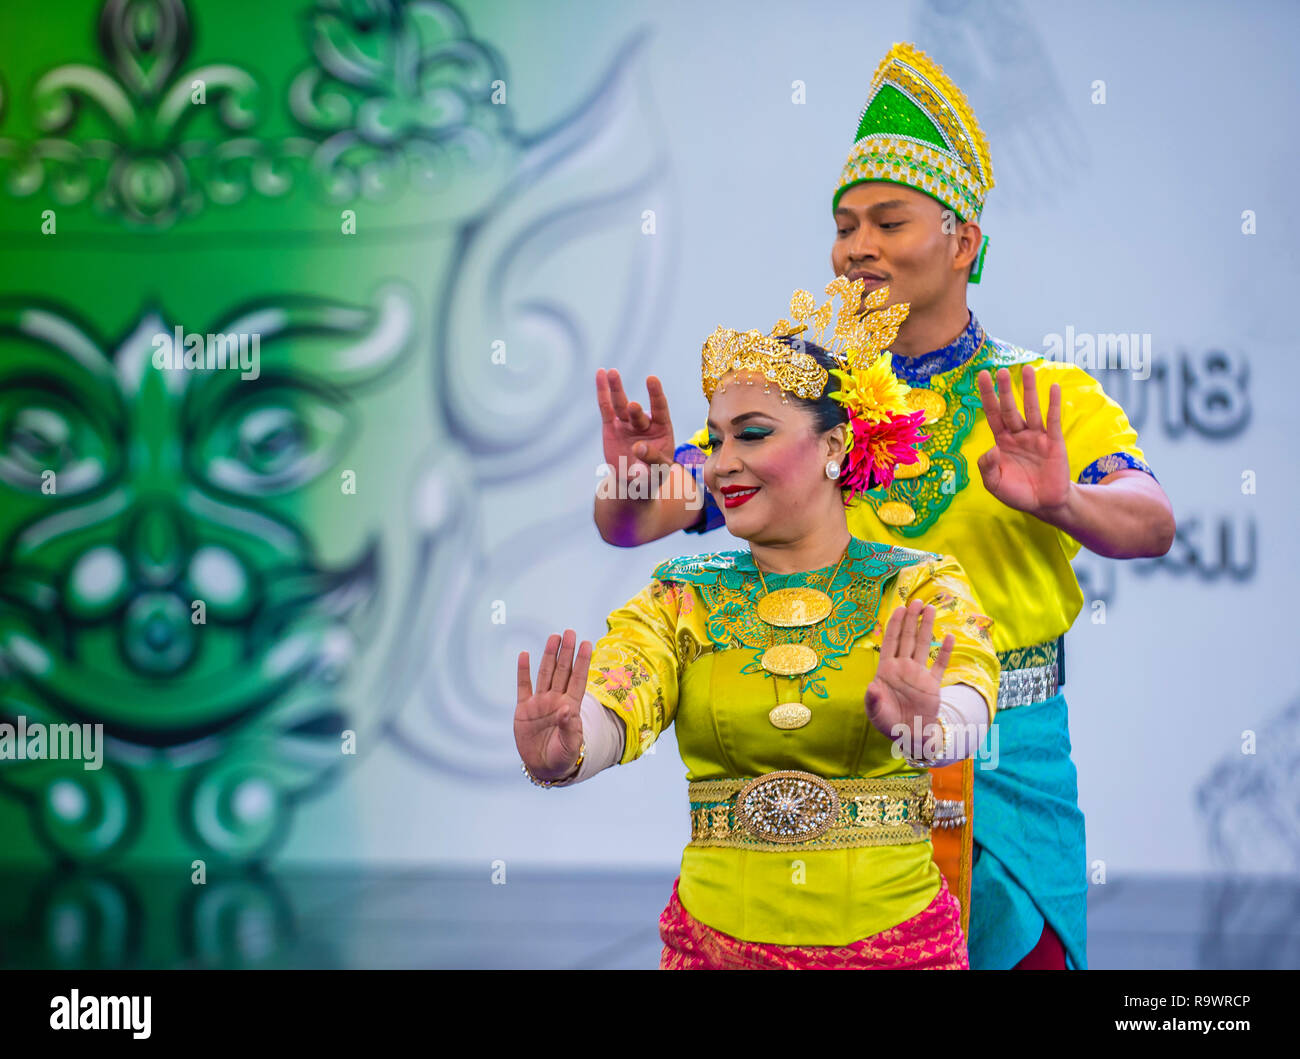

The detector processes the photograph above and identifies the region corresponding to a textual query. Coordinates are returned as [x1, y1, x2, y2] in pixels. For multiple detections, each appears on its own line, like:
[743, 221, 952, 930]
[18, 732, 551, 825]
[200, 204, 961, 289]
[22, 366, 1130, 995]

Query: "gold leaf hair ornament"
[697, 279, 927, 492]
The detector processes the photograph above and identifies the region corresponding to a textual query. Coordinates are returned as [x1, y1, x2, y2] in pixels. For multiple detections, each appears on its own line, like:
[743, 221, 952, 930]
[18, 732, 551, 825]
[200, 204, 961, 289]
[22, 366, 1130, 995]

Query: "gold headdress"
[834, 42, 994, 222]
[696, 279, 926, 497]
[700, 276, 908, 401]
[833, 42, 995, 282]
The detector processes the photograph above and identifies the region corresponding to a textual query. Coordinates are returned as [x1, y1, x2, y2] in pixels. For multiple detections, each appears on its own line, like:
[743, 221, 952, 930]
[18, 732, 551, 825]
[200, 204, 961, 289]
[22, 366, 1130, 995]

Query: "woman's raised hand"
[515, 629, 592, 781]
[864, 601, 954, 742]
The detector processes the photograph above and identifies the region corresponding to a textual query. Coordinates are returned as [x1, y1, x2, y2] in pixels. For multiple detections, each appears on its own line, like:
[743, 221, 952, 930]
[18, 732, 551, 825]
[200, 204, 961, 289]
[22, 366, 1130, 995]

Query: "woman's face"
[703, 371, 845, 541]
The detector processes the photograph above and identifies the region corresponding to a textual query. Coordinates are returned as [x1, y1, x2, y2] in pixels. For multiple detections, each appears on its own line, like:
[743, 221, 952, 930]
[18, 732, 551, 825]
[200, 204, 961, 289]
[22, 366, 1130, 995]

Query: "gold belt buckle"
[734, 769, 841, 843]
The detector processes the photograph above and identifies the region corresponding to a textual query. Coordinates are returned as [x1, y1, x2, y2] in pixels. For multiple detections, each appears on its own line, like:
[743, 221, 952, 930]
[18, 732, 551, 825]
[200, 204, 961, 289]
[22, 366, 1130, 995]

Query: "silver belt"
[997, 662, 1060, 710]
[933, 798, 965, 829]
[995, 638, 1062, 711]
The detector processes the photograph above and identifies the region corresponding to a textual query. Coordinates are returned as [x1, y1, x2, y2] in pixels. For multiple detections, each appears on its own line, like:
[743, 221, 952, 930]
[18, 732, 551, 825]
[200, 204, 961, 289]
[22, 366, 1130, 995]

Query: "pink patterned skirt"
[658, 875, 968, 970]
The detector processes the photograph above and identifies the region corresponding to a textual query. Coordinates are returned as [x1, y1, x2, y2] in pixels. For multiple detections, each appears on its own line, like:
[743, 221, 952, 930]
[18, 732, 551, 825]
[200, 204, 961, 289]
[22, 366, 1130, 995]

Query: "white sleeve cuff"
[544, 693, 626, 786]
[930, 683, 991, 765]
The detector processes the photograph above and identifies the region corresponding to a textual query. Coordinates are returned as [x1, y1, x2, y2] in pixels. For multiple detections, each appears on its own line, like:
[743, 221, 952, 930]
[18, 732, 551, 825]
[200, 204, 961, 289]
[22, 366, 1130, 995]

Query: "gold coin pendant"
[755, 587, 833, 628]
[769, 703, 812, 729]
[906, 388, 947, 423]
[892, 450, 931, 480]
[760, 644, 819, 676]
[877, 500, 917, 526]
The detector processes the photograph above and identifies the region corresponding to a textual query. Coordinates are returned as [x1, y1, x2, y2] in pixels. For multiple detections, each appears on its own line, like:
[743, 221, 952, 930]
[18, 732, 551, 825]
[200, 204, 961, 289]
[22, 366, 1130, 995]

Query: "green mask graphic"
[0, 0, 515, 870]
[0, 0, 669, 898]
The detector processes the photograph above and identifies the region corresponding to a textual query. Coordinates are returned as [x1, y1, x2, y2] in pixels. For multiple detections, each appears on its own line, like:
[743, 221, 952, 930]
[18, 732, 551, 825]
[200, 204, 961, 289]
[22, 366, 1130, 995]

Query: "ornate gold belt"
[687, 770, 933, 852]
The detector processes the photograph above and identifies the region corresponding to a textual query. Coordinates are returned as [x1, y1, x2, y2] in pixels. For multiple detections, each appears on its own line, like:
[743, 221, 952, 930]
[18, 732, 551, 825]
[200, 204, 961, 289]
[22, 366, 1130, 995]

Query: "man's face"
[830, 182, 970, 317]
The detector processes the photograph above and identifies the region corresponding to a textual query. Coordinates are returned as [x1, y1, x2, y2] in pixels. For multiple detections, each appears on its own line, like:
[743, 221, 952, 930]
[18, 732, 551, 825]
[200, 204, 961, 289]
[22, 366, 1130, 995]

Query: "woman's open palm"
[865, 601, 954, 740]
[515, 629, 592, 781]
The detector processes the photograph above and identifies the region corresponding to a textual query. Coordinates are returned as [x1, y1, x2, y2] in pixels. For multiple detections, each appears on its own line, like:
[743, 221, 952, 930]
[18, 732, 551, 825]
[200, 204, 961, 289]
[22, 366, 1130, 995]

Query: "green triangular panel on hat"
[833, 43, 995, 226]
[854, 84, 950, 155]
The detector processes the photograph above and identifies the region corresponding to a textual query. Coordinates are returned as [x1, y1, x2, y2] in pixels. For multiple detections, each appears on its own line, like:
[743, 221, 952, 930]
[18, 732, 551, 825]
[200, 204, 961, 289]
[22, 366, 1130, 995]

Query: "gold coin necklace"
[905, 386, 947, 424]
[753, 543, 851, 729]
[881, 372, 957, 526]
[768, 673, 812, 730]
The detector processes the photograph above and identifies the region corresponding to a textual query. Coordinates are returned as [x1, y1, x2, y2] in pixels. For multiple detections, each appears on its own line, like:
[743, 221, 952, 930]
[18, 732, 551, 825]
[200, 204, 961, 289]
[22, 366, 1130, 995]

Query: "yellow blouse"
[585, 535, 999, 946]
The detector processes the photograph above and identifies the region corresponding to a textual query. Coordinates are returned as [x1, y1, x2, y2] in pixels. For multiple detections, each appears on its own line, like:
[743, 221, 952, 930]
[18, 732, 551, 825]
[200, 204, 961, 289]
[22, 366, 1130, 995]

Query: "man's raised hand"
[975, 364, 1071, 518]
[596, 369, 678, 484]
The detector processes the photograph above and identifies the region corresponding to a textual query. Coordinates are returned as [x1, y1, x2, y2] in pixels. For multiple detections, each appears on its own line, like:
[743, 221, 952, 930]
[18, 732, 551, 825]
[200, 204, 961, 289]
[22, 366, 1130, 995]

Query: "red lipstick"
[719, 485, 760, 509]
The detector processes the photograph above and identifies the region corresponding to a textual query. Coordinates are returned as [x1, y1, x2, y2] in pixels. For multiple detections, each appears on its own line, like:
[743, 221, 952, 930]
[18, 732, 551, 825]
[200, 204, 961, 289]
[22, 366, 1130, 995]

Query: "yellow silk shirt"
[584, 536, 1000, 946]
[847, 357, 1150, 650]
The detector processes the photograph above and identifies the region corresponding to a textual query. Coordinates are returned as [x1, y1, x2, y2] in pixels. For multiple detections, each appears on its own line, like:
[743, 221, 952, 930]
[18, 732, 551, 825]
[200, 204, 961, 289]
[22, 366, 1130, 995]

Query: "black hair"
[777, 336, 848, 435]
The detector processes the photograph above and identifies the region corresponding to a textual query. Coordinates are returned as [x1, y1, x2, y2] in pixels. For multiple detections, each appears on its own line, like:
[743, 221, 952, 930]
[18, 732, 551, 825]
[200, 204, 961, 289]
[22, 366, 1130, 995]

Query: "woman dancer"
[515, 280, 999, 968]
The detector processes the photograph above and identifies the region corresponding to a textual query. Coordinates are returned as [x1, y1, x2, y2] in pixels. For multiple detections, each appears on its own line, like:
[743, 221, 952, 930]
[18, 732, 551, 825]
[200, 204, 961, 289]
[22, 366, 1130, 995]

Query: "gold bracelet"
[521, 740, 586, 788]
[904, 713, 952, 768]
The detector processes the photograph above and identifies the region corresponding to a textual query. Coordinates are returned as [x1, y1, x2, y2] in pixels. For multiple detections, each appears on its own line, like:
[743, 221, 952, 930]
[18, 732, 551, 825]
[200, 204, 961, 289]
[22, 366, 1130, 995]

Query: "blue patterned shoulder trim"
[1078, 452, 1157, 485]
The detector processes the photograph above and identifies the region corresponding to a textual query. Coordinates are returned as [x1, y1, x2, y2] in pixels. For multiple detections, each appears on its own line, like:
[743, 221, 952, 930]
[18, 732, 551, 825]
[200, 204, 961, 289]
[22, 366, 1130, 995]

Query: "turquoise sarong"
[967, 692, 1088, 969]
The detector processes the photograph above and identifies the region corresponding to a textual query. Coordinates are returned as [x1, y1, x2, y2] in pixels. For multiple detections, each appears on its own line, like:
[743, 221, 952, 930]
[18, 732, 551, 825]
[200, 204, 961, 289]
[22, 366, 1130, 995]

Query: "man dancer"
[592, 43, 1174, 969]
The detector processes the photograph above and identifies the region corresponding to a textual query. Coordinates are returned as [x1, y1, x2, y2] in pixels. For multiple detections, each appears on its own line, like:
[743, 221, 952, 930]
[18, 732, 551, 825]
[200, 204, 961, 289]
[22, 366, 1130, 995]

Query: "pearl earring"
[825, 460, 840, 479]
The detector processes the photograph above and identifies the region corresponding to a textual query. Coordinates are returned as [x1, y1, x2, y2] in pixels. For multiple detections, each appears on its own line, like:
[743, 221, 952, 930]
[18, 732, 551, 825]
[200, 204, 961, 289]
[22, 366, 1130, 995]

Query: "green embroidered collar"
[653, 537, 935, 698]
[653, 535, 929, 584]
[862, 336, 1039, 536]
